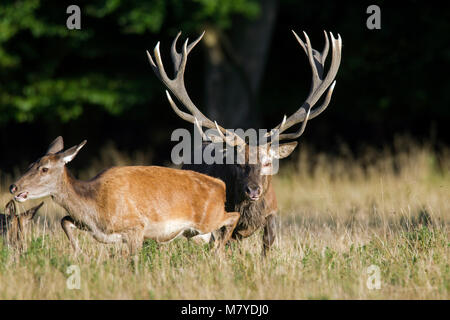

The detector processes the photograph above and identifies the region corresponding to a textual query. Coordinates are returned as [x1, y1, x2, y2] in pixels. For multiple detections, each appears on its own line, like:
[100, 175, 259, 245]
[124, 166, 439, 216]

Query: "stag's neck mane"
[232, 189, 269, 236]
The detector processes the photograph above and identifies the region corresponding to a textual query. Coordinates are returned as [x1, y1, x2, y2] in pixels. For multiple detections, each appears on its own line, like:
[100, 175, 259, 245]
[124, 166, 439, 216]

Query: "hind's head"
[9, 136, 86, 202]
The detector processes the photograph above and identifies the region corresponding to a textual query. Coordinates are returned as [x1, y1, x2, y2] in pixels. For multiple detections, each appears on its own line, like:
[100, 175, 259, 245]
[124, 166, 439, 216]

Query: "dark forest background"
[0, 0, 449, 172]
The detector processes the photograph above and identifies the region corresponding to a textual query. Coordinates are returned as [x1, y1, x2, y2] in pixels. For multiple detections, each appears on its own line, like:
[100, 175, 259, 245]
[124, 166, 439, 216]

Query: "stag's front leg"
[262, 214, 277, 256]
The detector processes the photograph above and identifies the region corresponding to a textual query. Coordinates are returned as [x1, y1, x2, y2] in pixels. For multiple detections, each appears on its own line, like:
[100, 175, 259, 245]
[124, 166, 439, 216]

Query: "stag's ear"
[46, 136, 64, 155]
[21, 202, 43, 222]
[270, 142, 298, 159]
[60, 140, 87, 164]
[5, 200, 17, 216]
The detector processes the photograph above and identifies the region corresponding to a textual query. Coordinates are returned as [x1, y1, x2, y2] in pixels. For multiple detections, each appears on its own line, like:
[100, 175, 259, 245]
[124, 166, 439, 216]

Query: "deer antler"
[267, 31, 342, 143]
[147, 32, 246, 148]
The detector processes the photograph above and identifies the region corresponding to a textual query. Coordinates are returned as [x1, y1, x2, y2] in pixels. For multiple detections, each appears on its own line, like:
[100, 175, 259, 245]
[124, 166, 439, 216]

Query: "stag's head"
[212, 140, 298, 201]
[147, 30, 342, 202]
[10, 137, 86, 202]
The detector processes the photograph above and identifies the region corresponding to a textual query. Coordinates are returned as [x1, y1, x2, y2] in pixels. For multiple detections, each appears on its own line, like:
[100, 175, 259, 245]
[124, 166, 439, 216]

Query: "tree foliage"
[0, 0, 448, 154]
[0, 0, 260, 123]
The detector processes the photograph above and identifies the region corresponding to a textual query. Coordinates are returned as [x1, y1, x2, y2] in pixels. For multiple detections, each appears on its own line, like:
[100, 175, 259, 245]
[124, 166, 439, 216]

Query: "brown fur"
[10, 137, 240, 254]
[183, 143, 279, 255]
[0, 200, 43, 249]
[65, 166, 233, 236]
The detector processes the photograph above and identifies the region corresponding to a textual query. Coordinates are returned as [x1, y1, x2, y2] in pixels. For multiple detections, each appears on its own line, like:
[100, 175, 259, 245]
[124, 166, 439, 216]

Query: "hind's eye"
[41, 167, 49, 173]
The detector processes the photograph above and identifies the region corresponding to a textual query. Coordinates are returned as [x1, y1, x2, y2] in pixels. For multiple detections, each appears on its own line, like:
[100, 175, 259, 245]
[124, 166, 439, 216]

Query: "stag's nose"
[246, 186, 262, 200]
[9, 184, 18, 194]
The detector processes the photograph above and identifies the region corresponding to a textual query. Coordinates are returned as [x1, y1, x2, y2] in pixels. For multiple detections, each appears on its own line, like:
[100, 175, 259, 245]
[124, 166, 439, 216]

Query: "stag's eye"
[41, 167, 49, 173]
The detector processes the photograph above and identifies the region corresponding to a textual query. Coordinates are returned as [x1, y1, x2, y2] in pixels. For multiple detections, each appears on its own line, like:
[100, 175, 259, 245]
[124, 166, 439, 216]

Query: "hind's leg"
[123, 228, 144, 256]
[61, 216, 82, 252]
[214, 212, 240, 252]
[90, 230, 123, 244]
[189, 233, 213, 245]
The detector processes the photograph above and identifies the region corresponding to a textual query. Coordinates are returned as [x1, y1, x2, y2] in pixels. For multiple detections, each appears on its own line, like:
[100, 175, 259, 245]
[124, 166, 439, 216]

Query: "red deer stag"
[1, 200, 43, 248]
[9, 137, 240, 254]
[147, 30, 342, 255]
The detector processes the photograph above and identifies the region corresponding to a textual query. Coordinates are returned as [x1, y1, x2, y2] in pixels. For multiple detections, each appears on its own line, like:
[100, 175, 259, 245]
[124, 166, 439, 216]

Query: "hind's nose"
[9, 184, 17, 194]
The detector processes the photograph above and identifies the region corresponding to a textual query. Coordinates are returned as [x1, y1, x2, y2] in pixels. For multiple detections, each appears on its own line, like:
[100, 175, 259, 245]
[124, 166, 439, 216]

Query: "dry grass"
[0, 137, 448, 299]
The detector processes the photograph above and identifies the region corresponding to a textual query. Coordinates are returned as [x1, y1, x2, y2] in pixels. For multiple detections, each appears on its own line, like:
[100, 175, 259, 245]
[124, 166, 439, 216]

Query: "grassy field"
[0, 138, 448, 299]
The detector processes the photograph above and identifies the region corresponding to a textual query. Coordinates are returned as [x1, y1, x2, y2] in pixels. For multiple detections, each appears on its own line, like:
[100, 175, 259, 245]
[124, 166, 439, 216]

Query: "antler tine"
[268, 30, 342, 144]
[288, 104, 312, 140]
[293, 30, 329, 80]
[170, 31, 206, 75]
[320, 30, 330, 67]
[214, 121, 243, 147]
[146, 50, 156, 68]
[292, 30, 307, 54]
[148, 33, 210, 125]
[187, 30, 206, 53]
[276, 81, 336, 141]
[302, 31, 320, 90]
[170, 31, 182, 73]
[150, 42, 170, 83]
[178, 38, 190, 78]
[311, 30, 330, 79]
[165, 90, 195, 123]
[148, 32, 246, 147]
[194, 117, 210, 141]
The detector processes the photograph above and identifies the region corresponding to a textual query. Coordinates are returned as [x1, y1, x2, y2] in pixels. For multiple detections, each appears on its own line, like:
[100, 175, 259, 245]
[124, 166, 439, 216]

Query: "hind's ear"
[46, 136, 64, 155]
[21, 202, 44, 221]
[60, 140, 87, 164]
[5, 200, 16, 216]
